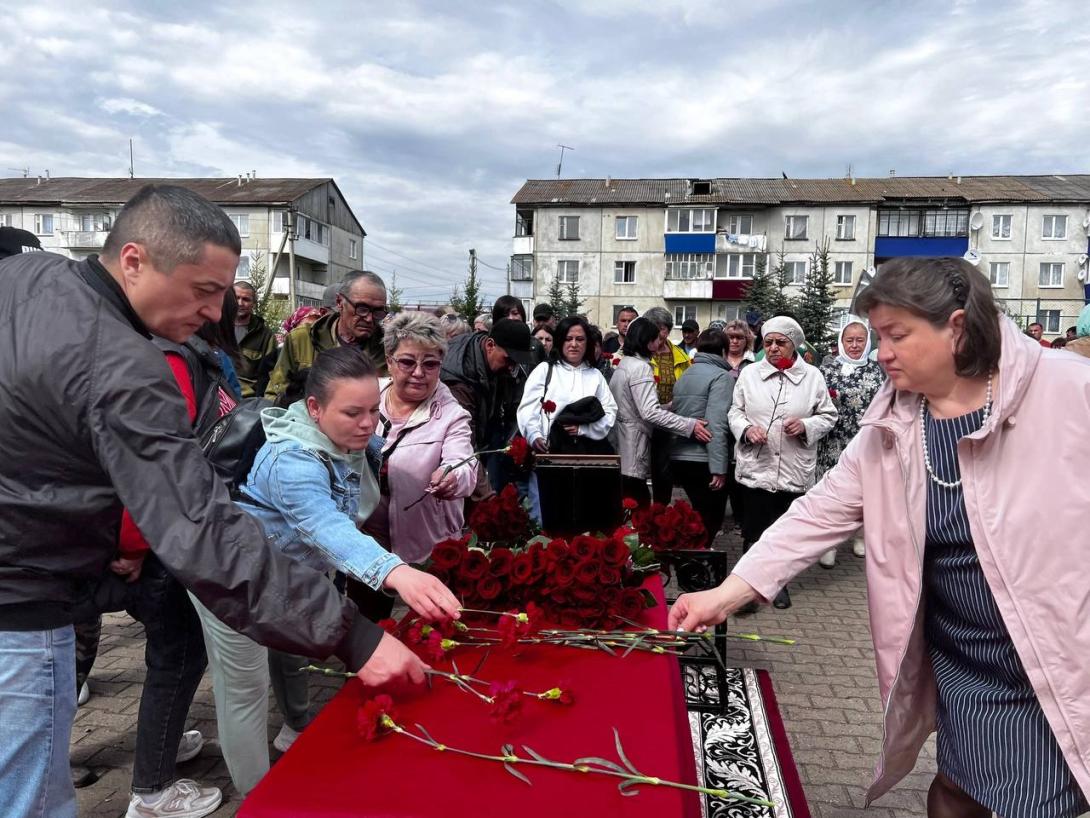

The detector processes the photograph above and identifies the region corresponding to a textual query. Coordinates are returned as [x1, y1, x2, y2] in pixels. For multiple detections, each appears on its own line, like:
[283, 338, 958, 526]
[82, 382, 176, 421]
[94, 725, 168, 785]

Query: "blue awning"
[664, 233, 716, 254]
[874, 236, 969, 258]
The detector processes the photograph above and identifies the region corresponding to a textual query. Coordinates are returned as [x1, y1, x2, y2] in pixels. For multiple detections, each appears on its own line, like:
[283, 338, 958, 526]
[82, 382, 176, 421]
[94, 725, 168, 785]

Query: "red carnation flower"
[506, 435, 531, 467]
[622, 497, 639, 511]
[611, 357, 622, 367]
[653, 375, 660, 383]
[356, 694, 396, 741]
[773, 356, 793, 371]
[541, 400, 557, 413]
[421, 630, 447, 663]
[829, 388, 838, 399]
[488, 681, 524, 724]
[376, 618, 398, 634]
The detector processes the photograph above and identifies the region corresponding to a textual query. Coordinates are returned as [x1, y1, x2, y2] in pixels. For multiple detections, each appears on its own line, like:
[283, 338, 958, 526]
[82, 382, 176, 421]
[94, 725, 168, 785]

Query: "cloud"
[99, 97, 162, 117]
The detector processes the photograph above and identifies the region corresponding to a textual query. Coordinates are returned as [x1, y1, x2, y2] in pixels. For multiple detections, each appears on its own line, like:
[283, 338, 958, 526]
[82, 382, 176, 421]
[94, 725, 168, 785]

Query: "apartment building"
[0, 176, 367, 306]
[509, 175, 1090, 338]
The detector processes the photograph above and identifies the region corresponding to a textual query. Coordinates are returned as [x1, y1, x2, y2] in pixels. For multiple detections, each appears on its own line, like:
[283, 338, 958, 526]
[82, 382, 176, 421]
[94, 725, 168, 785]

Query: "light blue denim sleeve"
[266, 448, 403, 589]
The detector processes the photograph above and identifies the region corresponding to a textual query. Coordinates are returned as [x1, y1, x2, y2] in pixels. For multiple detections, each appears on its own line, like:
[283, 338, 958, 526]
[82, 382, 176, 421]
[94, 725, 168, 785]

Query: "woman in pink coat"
[671, 257, 1089, 818]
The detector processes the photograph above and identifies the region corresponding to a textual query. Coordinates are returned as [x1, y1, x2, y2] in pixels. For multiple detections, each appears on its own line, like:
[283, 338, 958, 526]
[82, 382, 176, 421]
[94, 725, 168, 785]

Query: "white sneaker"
[125, 780, 222, 818]
[818, 548, 837, 569]
[77, 682, 90, 707]
[273, 723, 301, 753]
[852, 538, 866, 558]
[176, 730, 204, 764]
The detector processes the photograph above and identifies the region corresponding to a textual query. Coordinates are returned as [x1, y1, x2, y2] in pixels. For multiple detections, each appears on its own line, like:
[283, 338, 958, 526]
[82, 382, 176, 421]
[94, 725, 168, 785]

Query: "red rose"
[476, 575, 504, 601]
[571, 585, 597, 604]
[622, 497, 639, 511]
[618, 588, 646, 622]
[541, 400, 557, 413]
[429, 539, 464, 572]
[598, 565, 621, 585]
[553, 557, 576, 588]
[509, 553, 535, 585]
[544, 540, 570, 566]
[460, 550, 489, 580]
[570, 535, 599, 561]
[611, 357, 621, 367]
[573, 558, 600, 586]
[489, 549, 514, 577]
[773, 356, 793, 371]
[357, 694, 396, 741]
[601, 537, 630, 568]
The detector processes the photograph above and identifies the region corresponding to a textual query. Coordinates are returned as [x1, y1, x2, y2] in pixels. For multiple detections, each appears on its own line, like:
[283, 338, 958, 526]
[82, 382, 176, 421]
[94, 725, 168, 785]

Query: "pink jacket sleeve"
[440, 410, 478, 499]
[732, 431, 866, 601]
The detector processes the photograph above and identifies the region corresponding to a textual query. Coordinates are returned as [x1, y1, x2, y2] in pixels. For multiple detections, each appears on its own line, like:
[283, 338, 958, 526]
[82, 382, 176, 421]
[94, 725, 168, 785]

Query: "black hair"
[533, 303, 555, 321]
[695, 328, 727, 356]
[195, 287, 241, 366]
[856, 256, 1000, 378]
[586, 324, 604, 354]
[304, 346, 378, 405]
[102, 184, 242, 271]
[492, 295, 526, 323]
[622, 317, 661, 359]
[550, 315, 595, 366]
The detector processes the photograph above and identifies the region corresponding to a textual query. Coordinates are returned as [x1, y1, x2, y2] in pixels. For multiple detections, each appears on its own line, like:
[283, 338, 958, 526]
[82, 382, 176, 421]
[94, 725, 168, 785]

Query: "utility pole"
[129, 139, 134, 179]
[556, 144, 573, 178]
[287, 210, 297, 311]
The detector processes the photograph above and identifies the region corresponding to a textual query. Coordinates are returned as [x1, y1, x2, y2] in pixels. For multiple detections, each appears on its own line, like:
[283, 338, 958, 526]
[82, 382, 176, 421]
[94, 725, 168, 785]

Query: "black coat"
[0, 252, 379, 669]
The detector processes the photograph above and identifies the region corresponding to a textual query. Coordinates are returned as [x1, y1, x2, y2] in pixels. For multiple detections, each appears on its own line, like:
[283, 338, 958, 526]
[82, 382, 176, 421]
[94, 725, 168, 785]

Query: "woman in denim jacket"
[192, 347, 459, 796]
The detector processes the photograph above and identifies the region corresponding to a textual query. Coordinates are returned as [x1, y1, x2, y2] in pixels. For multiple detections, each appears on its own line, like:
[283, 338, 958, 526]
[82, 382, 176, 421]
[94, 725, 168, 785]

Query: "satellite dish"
[969, 212, 984, 231]
[1079, 253, 1089, 267]
[1083, 213, 1090, 231]
[849, 266, 878, 314]
[963, 249, 981, 265]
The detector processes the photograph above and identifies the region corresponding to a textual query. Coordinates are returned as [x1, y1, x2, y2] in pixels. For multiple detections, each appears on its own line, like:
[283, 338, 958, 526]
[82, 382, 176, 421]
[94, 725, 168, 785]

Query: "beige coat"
[608, 355, 696, 479]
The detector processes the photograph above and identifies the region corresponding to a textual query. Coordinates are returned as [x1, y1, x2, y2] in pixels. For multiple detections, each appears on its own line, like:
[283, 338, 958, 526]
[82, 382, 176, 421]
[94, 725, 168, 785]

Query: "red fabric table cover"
[240, 576, 701, 818]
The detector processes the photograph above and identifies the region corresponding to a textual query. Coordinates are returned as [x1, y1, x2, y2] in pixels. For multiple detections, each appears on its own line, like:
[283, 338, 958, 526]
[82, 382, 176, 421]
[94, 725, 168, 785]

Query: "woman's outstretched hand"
[668, 575, 760, 631]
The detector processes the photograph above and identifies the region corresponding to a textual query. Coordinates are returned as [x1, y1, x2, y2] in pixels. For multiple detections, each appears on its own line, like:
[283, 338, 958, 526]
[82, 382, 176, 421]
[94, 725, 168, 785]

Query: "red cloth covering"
[241, 576, 701, 818]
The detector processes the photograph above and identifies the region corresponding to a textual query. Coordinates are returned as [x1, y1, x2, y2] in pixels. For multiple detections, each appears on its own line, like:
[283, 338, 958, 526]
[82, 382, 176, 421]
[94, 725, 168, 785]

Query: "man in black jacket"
[0, 185, 427, 818]
[232, 280, 279, 396]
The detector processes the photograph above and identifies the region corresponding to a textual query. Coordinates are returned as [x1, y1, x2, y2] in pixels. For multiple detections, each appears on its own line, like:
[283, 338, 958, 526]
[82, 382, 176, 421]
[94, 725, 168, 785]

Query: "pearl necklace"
[919, 372, 993, 490]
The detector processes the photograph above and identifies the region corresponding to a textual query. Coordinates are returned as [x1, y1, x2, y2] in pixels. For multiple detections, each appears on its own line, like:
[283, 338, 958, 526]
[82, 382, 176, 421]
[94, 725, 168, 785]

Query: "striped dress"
[923, 406, 1088, 817]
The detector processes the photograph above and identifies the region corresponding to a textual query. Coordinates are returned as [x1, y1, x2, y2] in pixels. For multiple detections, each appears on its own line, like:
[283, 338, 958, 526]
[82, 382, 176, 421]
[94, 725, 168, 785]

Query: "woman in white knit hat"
[727, 315, 837, 609]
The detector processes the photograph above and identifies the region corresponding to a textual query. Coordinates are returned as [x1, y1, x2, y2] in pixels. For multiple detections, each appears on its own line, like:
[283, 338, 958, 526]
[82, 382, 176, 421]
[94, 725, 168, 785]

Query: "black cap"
[532, 303, 554, 321]
[0, 227, 42, 260]
[489, 318, 534, 369]
[681, 319, 699, 332]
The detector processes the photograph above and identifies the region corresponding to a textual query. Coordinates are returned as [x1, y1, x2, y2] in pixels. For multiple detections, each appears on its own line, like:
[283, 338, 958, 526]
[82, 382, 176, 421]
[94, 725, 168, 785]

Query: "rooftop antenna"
[7, 168, 29, 178]
[556, 144, 573, 178]
[129, 138, 134, 179]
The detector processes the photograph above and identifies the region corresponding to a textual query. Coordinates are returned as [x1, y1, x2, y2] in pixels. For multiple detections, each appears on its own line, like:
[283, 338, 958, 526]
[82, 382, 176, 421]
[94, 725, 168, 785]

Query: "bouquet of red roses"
[629, 499, 708, 551]
[467, 484, 536, 545]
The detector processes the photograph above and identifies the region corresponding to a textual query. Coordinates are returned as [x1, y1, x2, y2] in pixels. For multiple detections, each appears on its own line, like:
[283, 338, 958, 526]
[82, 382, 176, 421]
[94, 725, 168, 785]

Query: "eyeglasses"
[341, 295, 388, 321]
[391, 356, 442, 374]
[763, 337, 790, 348]
[727, 334, 747, 341]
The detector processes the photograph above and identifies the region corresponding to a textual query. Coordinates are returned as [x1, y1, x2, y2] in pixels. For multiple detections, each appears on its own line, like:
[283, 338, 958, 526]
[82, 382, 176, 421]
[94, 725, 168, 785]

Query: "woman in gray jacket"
[609, 318, 711, 505]
[670, 329, 734, 545]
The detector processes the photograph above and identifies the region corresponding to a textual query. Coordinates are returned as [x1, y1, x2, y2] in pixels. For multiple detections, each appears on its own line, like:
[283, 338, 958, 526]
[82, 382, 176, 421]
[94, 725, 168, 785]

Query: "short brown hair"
[855, 257, 1000, 377]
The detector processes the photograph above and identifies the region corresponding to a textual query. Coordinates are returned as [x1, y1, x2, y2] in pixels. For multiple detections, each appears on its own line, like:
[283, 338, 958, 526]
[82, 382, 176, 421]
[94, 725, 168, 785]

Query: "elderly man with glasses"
[265, 270, 388, 402]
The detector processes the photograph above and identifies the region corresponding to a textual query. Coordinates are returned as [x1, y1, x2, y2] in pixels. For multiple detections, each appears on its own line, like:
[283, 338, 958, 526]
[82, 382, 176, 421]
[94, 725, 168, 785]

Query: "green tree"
[247, 251, 289, 330]
[563, 280, 583, 318]
[742, 253, 777, 321]
[387, 272, 404, 313]
[796, 238, 838, 348]
[450, 250, 486, 324]
[546, 276, 568, 319]
[768, 248, 799, 318]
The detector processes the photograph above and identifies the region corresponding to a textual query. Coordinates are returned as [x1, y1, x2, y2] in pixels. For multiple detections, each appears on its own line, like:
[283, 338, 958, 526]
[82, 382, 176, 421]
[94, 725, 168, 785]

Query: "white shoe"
[77, 682, 90, 707]
[818, 548, 837, 569]
[176, 730, 204, 764]
[852, 538, 866, 558]
[125, 780, 222, 818]
[273, 723, 301, 753]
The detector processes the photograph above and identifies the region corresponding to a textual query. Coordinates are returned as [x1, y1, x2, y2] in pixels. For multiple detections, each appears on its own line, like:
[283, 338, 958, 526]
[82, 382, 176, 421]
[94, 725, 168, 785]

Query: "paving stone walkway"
[74, 527, 935, 817]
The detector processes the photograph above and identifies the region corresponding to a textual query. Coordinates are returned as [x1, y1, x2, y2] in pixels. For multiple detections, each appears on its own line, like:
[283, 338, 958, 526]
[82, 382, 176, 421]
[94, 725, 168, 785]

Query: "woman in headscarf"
[1064, 304, 1090, 358]
[816, 317, 886, 566]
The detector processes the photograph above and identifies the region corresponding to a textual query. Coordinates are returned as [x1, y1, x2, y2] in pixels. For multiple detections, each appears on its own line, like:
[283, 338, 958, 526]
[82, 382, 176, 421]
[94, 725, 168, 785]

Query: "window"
[830, 309, 851, 332]
[664, 253, 714, 279]
[1042, 215, 1067, 239]
[236, 256, 251, 279]
[784, 215, 808, 240]
[0, 214, 11, 227]
[877, 208, 969, 237]
[835, 215, 856, 240]
[1036, 310, 1061, 333]
[615, 216, 638, 240]
[510, 255, 533, 281]
[666, 208, 716, 233]
[878, 210, 919, 237]
[991, 214, 1012, 240]
[785, 260, 807, 284]
[718, 253, 758, 279]
[515, 209, 534, 237]
[833, 261, 853, 285]
[713, 302, 743, 321]
[614, 261, 636, 284]
[988, 262, 1009, 287]
[349, 239, 358, 260]
[273, 211, 287, 233]
[34, 214, 54, 235]
[1039, 262, 1064, 288]
[557, 260, 579, 283]
[723, 214, 753, 234]
[77, 213, 110, 232]
[559, 216, 580, 241]
[673, 305, 696, 326]
[229, 214, 250, 237]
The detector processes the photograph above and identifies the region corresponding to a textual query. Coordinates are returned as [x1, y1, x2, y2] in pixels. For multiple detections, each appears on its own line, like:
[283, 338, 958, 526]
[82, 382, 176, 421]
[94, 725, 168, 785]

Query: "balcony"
[271, 231, 331, 265]
[270, 277, 328, 301]
[663, 279, 712, 300]
[62, 230, 109, 249]
[716, 233, 767, 253]
[512, 236, 534, 255]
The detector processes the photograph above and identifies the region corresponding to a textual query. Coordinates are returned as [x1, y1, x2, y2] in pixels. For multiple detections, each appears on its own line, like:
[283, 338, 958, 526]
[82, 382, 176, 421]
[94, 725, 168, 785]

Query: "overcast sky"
[1, 0, 1087, 302]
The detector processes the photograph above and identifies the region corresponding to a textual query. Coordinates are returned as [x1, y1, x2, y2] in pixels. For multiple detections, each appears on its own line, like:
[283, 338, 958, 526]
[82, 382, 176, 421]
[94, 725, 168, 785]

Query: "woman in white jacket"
[517, 315, 617, 453]
[728, 315, 837, 609]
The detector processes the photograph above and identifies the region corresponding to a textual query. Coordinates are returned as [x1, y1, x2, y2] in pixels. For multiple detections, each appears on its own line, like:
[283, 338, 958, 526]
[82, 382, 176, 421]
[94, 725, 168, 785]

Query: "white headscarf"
[836, 316, 873, 375]
[761, 316, 805, 350]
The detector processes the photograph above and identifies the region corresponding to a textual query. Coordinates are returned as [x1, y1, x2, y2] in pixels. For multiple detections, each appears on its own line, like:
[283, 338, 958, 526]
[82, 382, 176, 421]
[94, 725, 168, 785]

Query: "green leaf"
[466, 532, 479, 550]
[596, 641, 616, 656]
[617, 779, 641, 797]
[415, 723, 437, 744]
[501, 743, 515, 756]
[613, 728, 642, 775]
[521, 745, 549, 763]
[504, 763, 533, 786]
[573, 757, 626, 774]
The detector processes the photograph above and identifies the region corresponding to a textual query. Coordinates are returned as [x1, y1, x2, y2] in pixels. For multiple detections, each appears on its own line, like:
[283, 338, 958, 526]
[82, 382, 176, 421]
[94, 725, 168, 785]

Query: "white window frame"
[665, 208, 716, 234]
[673, 304, 697, 326]
[0, 214, 12, 227]
[835, 215, 856, 241]
[1042, 214, 1067, 240]
[235, 256, 251, 279]
[988, 261, 1010, 288]
[559, 215, 580, 241]
[229, 214, 250, 237]
[1039, 262, 1064, 288]
[273, 211, 286, 233]
[717, 253, 757, 280]
[833, 260, 853, 286]
[1037, 309, 1061, 333]
[510, 255, 533, 281]
[713, 302, 743, 321]
[613, 260, 635, 284]
[784, 215, 808, 240]
[557, 260, 579, 284]
[991, 214, 1012, 240]
[785, 260, 807, 284]
[34, 213, 54, 235]
[615, 216, 638, 240]
[723, 214, 753, 234]
[664, 253, 714, 279]
[348, 238, 358, 260]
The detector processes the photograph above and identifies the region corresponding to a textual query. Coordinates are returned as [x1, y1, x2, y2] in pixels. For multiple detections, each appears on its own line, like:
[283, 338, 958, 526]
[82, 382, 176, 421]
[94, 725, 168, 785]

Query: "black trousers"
[650, 428, 675, 504]
[672, 460, 728, 547]
[725, 460, 746, 529]
[741, 486, 803, 548]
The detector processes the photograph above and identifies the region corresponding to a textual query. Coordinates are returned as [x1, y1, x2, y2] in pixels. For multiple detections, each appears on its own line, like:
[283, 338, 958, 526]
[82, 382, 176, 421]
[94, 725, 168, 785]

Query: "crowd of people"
[0, 190, 1087, 818]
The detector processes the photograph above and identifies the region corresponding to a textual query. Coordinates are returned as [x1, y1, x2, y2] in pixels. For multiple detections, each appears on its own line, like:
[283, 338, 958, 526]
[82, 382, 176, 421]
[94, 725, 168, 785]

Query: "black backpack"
[153, 337, 272, 492]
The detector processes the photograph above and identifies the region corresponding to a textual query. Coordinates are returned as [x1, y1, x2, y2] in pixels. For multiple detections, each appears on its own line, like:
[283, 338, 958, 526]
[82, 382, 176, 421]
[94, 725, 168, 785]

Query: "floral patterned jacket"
[816, 359, 886, 478]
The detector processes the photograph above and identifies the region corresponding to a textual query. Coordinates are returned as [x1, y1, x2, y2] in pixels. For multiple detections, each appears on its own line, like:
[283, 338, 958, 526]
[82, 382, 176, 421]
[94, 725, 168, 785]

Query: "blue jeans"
[0, 626, 77, 818]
